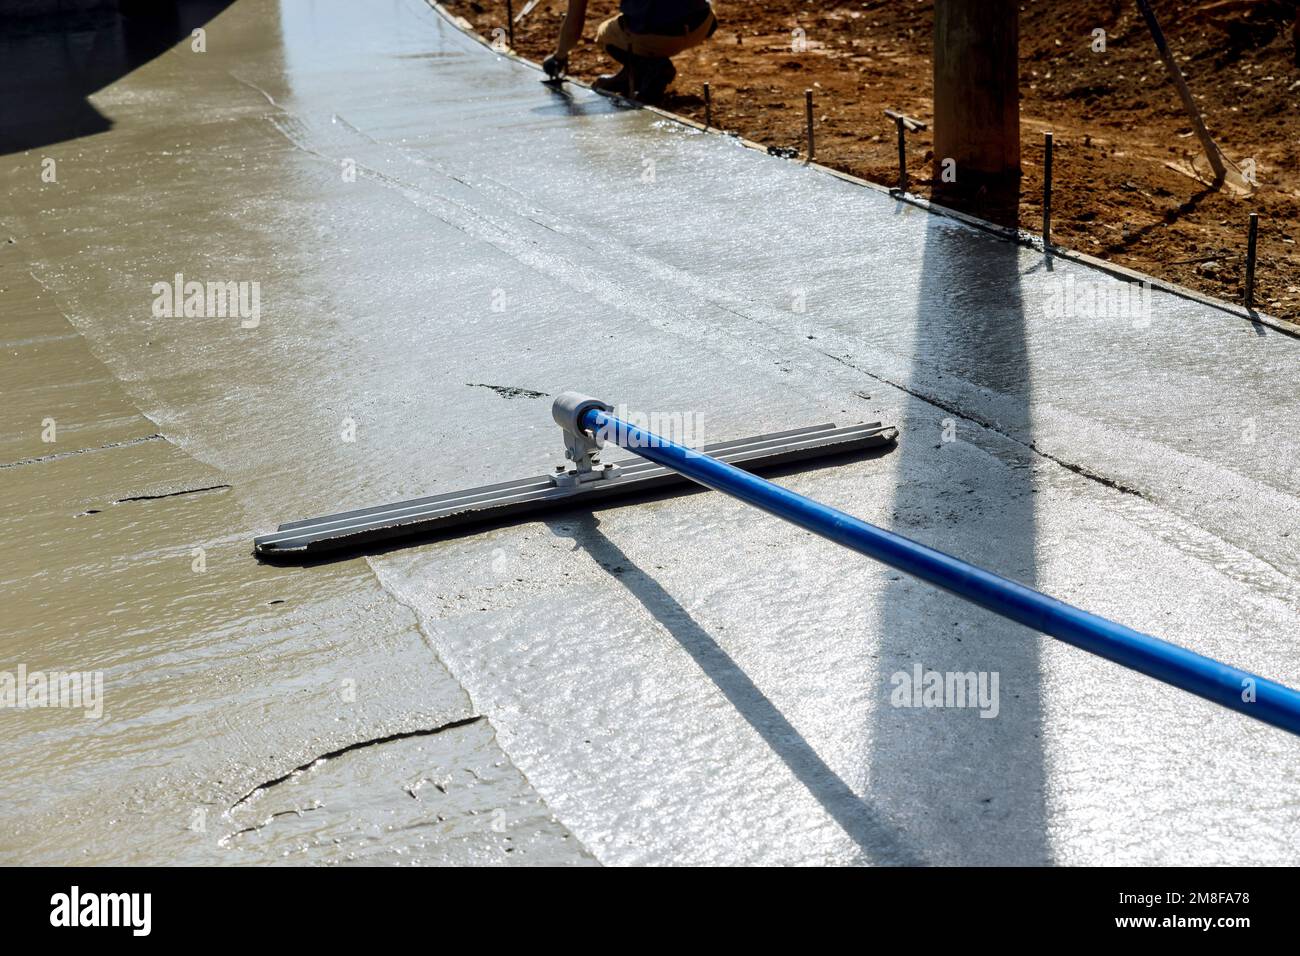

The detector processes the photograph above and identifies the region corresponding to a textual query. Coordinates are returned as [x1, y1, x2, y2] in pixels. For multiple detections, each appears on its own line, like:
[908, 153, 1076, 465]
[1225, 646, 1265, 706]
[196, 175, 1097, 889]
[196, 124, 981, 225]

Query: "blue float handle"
[583, 407, 1300, 737]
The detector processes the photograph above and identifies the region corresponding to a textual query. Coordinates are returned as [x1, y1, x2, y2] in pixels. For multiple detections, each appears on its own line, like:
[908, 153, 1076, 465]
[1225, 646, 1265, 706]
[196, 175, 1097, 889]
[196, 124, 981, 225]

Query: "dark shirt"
[620, 0, 710, 35]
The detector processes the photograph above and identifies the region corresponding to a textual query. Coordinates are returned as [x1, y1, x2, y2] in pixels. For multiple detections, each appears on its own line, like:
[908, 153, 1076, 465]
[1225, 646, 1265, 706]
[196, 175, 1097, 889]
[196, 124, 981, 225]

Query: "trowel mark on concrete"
[217, 705, 595, 865]
[0, 433, 164, 469]
[466, 383, 549, 400]
[223, 805, 325, 844]
[228, 72, 279, 107]
[824, 346, 1300, 600]
[230, 715, 484, 809]
[821, 351, 1150, 501]
[114, 483, 232, 504]
[74, 483, 232, 516]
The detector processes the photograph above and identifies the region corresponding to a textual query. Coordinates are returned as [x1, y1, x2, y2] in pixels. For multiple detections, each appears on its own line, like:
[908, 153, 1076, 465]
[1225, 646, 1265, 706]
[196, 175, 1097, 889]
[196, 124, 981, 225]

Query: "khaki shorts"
[595, 7, 717, 59]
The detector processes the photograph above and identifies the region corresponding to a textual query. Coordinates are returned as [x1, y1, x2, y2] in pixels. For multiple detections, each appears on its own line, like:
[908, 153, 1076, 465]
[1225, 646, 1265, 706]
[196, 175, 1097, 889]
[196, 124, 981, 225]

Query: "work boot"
[592, 67, 632, 97]
[632, 57, 676, 103]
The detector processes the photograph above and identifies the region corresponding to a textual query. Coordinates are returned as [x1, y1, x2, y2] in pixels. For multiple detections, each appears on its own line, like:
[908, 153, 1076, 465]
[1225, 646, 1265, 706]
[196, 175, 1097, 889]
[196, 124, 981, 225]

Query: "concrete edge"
[426, 0, 1299, 342]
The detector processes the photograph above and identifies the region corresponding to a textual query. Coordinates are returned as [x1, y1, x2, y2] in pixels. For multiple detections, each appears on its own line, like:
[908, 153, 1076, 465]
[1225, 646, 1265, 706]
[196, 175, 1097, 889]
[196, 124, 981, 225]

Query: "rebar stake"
[703, 82, 711, 130]
[805, 89, 815, 162]
[1043, 131, 1054, 251]
[506, 0, 514, 47]
[1245, 212, 1259, 309]
[895, 115, 907, 192]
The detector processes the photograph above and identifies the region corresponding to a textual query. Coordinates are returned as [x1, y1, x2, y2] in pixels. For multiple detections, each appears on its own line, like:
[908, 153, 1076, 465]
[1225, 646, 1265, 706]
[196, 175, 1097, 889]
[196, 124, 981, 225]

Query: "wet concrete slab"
[0, 1, 590, 865]
[0, 265, 151, 464]
[222, 716, 592, 865]
[0, 391, 583, 862]
[2, 0, 1298, 865]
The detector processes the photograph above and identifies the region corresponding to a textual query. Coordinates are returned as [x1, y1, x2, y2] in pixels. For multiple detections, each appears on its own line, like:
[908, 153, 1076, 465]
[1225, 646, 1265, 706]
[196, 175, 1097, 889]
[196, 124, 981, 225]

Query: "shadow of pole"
[866, 220, 1049, 864]
[548, 513, 926, 864]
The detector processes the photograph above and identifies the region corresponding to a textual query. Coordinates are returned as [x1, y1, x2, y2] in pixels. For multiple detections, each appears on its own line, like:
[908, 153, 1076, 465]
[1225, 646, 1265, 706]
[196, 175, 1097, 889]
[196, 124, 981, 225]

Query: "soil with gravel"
[447, 0, 1300, 322]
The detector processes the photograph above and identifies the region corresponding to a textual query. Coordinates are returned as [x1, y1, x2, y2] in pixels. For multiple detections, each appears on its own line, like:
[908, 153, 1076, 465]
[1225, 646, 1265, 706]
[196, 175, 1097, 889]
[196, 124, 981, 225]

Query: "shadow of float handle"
[570, 398, 1300, 738]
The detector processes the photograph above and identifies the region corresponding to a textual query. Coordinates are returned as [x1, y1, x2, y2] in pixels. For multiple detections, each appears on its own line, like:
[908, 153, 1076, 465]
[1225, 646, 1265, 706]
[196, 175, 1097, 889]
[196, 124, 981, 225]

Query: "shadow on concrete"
[549, 511, 925, 865]
[530, 81, 624, 118]
[866, 220, 1048, 864]
[0, 0, 235, 156]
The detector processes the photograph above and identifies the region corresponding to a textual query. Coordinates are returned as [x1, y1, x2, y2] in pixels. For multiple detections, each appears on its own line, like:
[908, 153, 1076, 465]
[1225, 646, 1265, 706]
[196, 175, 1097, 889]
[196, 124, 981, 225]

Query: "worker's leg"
[593, 9, 717, 101]
[595, 9, 716, 59]
[591, 14, 635, 96]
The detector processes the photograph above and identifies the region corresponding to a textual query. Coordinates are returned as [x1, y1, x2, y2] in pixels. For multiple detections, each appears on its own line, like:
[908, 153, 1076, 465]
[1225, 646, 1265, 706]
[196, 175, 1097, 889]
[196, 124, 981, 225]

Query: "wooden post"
[1135, 0, 1226, 183]
[933, 0, 1020, 211]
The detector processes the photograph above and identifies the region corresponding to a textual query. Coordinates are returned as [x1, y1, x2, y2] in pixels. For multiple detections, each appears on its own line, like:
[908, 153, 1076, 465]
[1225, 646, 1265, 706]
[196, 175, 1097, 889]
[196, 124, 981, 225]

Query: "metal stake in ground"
[703, 82, 711, 129]
[506, 0, 514, 47]
[894, 114, 907, 191]
[805, 89, 815, 162]
[1043, 131, 1054, 250]
[1245, 212, 1259, 309]
[884, 110, 927, 194]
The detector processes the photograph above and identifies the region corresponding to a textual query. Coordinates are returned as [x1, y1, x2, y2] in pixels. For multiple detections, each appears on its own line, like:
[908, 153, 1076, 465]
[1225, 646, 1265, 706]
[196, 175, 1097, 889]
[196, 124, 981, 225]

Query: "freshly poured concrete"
[0, 0, 591, 866]
[2, 0, 1298, 865]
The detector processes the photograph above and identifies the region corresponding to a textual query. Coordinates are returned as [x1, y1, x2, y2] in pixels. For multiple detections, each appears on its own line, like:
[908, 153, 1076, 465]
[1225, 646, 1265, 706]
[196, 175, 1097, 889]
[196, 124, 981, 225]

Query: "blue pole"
[582, 408, 1300, 737]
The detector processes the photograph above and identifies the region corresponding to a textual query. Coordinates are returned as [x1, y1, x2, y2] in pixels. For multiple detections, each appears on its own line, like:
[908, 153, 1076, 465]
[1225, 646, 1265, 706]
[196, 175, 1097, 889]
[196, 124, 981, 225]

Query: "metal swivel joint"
[551, 392, 616, 487]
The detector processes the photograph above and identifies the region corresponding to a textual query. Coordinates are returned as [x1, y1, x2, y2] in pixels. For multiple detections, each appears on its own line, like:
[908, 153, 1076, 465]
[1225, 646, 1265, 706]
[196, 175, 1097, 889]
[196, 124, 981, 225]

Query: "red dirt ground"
[447, 0, 1300, 322]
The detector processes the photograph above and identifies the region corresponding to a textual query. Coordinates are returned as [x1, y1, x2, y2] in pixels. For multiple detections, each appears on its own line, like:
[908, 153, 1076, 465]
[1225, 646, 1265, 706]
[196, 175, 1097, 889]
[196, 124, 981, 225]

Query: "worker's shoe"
[592, 67, 632, 97]
[632, 57, 676, 103]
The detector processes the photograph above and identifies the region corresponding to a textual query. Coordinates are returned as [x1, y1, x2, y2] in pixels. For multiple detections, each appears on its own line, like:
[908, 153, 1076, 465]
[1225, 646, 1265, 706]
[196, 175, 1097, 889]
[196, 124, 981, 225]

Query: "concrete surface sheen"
[1, 0, 591, 867]
[2, 0, 1298, 865]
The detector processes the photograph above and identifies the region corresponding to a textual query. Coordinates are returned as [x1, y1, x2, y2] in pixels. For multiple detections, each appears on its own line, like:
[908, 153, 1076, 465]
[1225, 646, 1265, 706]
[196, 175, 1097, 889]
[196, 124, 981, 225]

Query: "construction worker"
[542, 0, 718, 103]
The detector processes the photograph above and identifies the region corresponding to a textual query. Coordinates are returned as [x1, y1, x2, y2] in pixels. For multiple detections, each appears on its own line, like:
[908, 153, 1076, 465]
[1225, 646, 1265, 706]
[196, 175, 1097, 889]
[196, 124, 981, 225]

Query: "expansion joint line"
[821, 351, 1147, 500]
